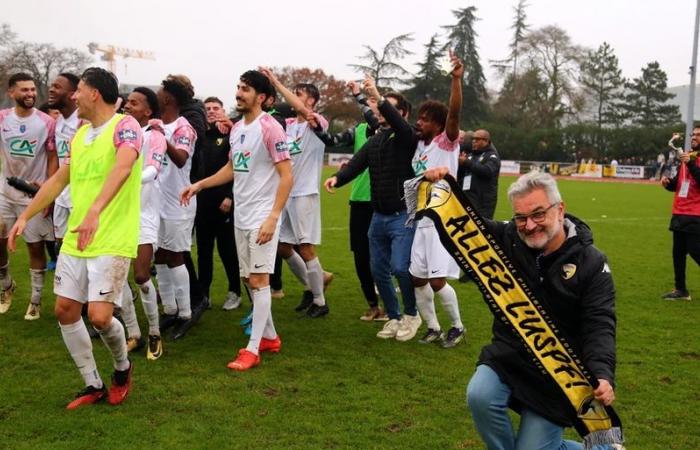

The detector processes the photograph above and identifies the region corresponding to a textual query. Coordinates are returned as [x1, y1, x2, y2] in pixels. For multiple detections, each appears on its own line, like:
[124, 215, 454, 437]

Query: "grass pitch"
[0, 171, 698, 449]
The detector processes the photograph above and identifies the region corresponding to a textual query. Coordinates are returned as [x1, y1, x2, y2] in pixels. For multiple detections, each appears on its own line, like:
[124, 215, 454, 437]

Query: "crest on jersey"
[19, 124, 26, 134]
[216, 138, 224, 146]
[240, 134, 246, 145]
[562, 263, 577, 280]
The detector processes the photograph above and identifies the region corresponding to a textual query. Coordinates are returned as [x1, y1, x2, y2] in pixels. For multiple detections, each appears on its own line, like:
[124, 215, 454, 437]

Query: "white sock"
[305, 257, 326, 306]
[284, 252, 309, 289]
[170, 264, 191, 320]
[263, 315, 277, 340]
[97, 317, 130, 371]
[246, 286, 271, 355]
[437, 283, 463, 329]
[155, 264, 177, 315]
[60, 319, 103, 388]
[0, 263, 12, 290]
[29, 268, 44, 305]
[139, 280, 160, 336]
[120, 281, 140, 339]
[415, 283, 440, 330]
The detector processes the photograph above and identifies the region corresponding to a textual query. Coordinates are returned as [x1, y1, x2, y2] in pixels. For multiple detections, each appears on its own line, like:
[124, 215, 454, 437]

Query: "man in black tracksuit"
[423, 168, 616, 448]
[195, 97, 241, 307]
[458, 129, 501, 219]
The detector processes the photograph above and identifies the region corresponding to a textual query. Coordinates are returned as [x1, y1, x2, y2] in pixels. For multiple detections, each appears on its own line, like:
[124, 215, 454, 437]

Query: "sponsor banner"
[500, 160, 521, 175]
[327, 153, 353, 167]
[612, 165, 644, 179]
[572, 159, 603, 178]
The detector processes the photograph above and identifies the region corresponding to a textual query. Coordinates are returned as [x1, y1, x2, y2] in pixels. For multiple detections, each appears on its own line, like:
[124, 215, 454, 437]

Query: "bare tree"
[348, 33, 413, 89]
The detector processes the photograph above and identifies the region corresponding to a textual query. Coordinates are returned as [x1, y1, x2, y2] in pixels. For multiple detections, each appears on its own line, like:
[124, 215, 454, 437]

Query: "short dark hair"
[385, 92, 411, 117]
[8, 72, 34, 89]
[161, 74, 194, 107]
[80, 67, 119, 104]
[133, 86, 160, 119]
[204, 96, 223, 106]
[240, 70, 273, 99]
[58, 73, 80, 91]
[294, 83, 320, 106]
[417, 100, 448, 128]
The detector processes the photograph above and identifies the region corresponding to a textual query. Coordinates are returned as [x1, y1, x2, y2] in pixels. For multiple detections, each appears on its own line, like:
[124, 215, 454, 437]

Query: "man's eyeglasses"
[512, 203, 560, 226]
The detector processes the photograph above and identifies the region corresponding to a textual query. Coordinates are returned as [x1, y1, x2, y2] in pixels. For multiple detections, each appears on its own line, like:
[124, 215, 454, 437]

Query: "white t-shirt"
[157, 116, 197, 220]
[55, 109, 81, 208]
[411, 131, 459, 228]
[285, 113, 328, 197]
[230, 112, 290, 230]
[0, 108, 55, 205]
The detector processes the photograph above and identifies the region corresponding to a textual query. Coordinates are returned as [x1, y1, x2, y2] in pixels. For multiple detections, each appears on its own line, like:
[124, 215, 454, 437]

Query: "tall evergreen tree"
[623, 61, 681, 127]
[510, 0, 529, 77]
[404, 34, 449, 105]
[580, 42, 626, 127]
[443, 6, 488, 124]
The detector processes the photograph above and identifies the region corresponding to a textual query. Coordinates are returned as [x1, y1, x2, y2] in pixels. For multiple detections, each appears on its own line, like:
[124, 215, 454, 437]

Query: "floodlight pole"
[685, 0, 700, 150]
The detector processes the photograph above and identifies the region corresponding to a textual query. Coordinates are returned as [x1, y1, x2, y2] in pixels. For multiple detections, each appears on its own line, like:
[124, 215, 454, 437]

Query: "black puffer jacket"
[334, 101, 416, 214]
[458, 143, 500, 219]
[479, 214, 616, 427]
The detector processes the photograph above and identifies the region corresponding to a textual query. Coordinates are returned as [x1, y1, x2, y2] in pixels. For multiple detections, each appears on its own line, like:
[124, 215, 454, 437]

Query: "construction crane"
[87, 42, 156, 76]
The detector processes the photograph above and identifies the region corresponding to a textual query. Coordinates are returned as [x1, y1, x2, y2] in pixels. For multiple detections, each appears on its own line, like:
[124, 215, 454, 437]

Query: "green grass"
[0, 170, 698, 449]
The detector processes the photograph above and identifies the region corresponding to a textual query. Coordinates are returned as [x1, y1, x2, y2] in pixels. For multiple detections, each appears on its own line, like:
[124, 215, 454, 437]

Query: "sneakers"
[396, 314, 422, 342]
[259, 336, 282, 353]
[159, 313, 178, 332]
[222, 292, 242, 310]
[294, 290, 314, 312]
[442, 327, 466, 348]
[323, 271, 334, 291]
[307, 303, 329, 318]
[147, 334, 163, 360]
[227, 349, 260, 371]
[0, 280, 16, 314]
[240, 310, 253, 326]
[376, 319, 402, 339]
[661, 289, 691, 301]
[66, 384, 107, 410]
[419, 328, 444, 344]
[374, 310, 389, 322]
[24, 302, 40, 321]
[271, 289, 285, 299]
[126, 336, 145, 353]
[244, 324, 251, 336]
[170, 316, 194, 341]
[108, 362, 133, 405]
[360, 306, 382, 321]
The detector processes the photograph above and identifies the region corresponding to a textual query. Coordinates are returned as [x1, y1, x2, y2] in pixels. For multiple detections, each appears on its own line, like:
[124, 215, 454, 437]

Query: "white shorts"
[235, 225, 280, 278]
[53, 254, 131, 305]
[53, 205, 70, 239]
[140, 210, 160, 247]
[0, 198, 53, 243]
[409, 225, 460, 279]
[279, 194, 321, 245]
[158, 218, 194, 252]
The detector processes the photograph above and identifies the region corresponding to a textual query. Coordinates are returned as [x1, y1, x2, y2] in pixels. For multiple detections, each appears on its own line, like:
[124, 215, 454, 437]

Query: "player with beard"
[0, 73, 58, 320]
[181, 70, 292, 370]
[120, 87, 167, 359]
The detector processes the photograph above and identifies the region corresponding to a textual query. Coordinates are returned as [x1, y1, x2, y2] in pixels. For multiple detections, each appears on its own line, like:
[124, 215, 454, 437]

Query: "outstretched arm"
[259, 66, 313, 119]
[446, 49, 463, 142]
[181, 161, 234, 206]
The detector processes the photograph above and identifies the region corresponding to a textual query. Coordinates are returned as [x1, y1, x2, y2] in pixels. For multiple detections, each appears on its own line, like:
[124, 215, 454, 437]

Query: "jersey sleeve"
[262, 115, 290, 163]
[45, 116, 57, 152]
[172, 120, 196, 154]
[145, 130, 167, 172]
[113, 115, 143, 153]
[435, 131, 459, 152]
[311, 113, 329, 132]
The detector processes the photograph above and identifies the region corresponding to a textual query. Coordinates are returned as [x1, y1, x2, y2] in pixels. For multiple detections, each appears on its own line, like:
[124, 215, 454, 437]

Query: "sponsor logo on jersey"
[57, 140, 70, 158]
[275, 141, 288, 153]
[176, 135, 191, 147]
[233, 150, 252, 172]
[9, 138, 38, 157]
[413, 153, 428, 175]
[288, 137, 302, 155]
[118, 128, 138, 142]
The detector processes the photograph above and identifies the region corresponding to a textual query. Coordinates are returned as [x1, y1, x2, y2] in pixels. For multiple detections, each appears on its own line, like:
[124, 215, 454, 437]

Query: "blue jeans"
[368, 211, 417, 320]
[467, 365, 613, 450]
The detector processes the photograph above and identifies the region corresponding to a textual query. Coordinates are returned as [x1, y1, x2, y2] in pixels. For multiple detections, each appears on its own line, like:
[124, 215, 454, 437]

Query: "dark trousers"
[673, 230, 700, 291]
[350, 201, 379, 308]
[195, 207, 240, 298]
[270, 254, 283, 291]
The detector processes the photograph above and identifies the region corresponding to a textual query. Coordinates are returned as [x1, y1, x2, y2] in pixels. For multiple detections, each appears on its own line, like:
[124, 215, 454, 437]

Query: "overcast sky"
[4, 0, 699, 107]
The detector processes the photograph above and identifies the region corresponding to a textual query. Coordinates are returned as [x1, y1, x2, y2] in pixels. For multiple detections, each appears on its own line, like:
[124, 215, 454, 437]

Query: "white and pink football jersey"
[157, 116, 197, 220]
[230, 112, 290, 230]
[141, 127, 167, 223]
[412, 131, 459, 228]
[284, 113, 328, 197]
[0, 108, 55, 204]
[55, 109, 81, 209]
